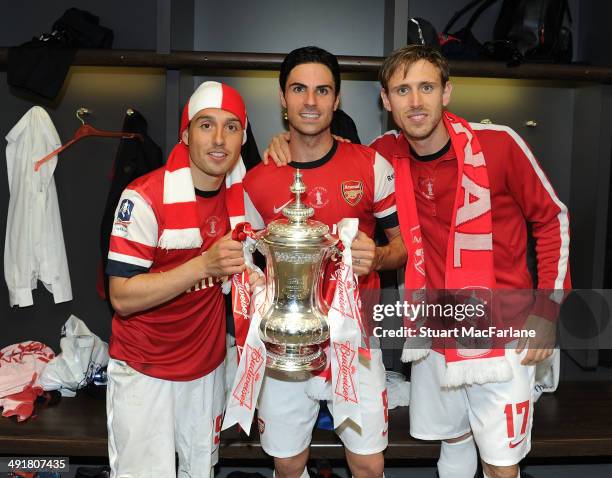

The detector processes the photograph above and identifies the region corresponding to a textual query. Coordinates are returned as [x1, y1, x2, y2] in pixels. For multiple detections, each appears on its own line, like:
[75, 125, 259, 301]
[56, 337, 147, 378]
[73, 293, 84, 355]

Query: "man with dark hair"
[265, 44, 570, 478]
[243, 46, 406, 478]
[106, 81, 251, 478]
[278, 45, 342, 98]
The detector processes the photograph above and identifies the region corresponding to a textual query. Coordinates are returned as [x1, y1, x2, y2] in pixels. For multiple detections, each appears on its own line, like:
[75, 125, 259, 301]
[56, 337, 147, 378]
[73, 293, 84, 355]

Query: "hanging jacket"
[98, 109, 163, 302]
[4, 106, 72, 307]
[332, 108, 361, 144]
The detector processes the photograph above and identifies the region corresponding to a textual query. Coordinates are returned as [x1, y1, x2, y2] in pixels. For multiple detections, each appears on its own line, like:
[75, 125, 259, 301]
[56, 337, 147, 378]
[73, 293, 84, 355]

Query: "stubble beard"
[401, 108, 443, 142]
[191, 153, 237, 180]
[289, 117, 333, 142]
[291, 123, 329, 139]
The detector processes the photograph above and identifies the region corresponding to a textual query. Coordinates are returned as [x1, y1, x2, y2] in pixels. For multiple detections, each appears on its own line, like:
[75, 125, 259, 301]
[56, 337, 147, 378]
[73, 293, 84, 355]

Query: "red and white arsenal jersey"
[106, 168, 229, 381]
[243, 141, 398, 294]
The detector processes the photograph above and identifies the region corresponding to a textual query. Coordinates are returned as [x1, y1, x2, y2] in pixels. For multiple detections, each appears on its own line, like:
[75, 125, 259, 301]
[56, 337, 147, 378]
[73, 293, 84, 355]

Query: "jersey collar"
[409, 139, 452, 162]
[288, 140, 338, 170]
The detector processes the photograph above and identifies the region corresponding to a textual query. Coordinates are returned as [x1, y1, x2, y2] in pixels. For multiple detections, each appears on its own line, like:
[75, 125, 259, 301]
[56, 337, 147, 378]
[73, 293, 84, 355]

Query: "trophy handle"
[316, 245, 341, 314]
[246, 234, 266, 256]
[249, 235, 275, 312]
[251, 229, 267, 255]
[330, 244, 342, 261]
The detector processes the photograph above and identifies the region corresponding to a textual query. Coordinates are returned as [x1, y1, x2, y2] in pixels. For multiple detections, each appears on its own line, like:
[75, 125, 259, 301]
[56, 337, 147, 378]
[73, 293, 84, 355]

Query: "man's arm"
[377, 226, 406, 270]
[106, 187, 245, 317]
[352, 150, 406, 275]
[503, 128, 571, 295]
[501, 127, 571, 364]
[110, 233, 245, 316]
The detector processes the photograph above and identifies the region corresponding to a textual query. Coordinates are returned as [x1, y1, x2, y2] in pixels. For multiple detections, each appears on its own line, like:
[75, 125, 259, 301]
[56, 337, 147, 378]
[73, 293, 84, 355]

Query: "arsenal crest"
[341, 180, 363, 206]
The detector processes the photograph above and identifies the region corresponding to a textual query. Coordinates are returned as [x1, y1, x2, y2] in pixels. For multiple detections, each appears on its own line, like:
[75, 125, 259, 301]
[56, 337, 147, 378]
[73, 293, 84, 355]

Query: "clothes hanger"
[34, 108, 143, 172]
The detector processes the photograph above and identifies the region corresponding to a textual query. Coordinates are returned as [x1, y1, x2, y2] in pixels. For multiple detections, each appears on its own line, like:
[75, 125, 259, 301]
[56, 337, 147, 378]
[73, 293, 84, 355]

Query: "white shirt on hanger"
[4, 106, 72, 307]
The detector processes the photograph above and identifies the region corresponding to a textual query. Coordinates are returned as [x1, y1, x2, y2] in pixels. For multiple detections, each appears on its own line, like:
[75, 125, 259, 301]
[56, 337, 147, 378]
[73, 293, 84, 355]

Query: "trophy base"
[265, 344, 327, 372]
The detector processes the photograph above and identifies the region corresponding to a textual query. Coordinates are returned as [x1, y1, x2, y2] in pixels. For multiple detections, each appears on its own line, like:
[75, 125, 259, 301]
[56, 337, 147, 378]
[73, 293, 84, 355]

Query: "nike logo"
[509, 436, 526, 448]
[273, 200, 292, 214]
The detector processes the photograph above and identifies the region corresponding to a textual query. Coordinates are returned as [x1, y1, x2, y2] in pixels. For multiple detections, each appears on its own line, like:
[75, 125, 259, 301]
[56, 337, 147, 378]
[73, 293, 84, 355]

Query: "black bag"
[493, 0, 572, 62]
[52, 8, 114, 48]
[407, 17, 440, 48]
[7, 8, 113, 99]
[440, 0, 500, 60]
[7, 38, 76, 99]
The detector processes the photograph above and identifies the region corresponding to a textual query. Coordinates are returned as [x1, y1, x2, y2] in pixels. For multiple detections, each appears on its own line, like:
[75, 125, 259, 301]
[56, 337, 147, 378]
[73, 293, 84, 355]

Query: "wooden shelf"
[1, 48, 612, 83]
[1, 381, 612, 459]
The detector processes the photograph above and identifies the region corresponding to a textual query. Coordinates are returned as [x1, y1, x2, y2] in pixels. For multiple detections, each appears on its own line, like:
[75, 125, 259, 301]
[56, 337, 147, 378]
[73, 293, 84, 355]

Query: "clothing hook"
[76, 108, 91, 125]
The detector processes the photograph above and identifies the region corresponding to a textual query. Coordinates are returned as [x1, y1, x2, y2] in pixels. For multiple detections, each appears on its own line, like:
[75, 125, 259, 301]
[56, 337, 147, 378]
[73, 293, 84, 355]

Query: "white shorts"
[409, 347, 535, 467]
[106, 359, 225, 478]
[256, 349, 388, 458]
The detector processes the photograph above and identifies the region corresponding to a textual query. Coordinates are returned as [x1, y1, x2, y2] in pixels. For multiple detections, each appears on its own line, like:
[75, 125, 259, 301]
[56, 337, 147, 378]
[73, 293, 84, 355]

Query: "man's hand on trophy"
[262, 131, 351, 166]
[351, 231, 376, 276]
[201, 232, 246, 277]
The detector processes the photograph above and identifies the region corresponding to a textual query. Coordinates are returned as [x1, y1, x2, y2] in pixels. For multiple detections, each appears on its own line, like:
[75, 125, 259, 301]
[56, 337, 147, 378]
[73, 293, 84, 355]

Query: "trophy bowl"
[256, 170, 338, 372]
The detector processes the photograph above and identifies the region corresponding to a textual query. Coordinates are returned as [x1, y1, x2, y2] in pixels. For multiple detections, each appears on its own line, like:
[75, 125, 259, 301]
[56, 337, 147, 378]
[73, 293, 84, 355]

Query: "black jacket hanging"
[98, 110, 163, 305]
[241, 121, 262, 169]
[331, 109, 361, 144]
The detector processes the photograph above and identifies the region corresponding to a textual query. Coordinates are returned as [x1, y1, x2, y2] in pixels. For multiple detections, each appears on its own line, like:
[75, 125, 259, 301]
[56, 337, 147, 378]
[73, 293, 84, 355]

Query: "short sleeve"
[373, 152, 398, 229]
[106, 188, 158, 278]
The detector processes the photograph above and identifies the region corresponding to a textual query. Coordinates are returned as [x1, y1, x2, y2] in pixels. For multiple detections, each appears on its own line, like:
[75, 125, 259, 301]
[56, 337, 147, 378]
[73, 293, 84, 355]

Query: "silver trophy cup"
[255, 170, 338, 372]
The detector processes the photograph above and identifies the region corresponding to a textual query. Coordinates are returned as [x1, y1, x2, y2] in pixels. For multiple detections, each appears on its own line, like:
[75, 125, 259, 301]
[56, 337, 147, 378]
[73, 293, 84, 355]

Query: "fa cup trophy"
[255, 170, 338, 372]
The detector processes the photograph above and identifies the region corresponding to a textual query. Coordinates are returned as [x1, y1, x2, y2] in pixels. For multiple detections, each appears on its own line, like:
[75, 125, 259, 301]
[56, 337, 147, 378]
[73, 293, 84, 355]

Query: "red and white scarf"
[158, 81, 248, 250]
[394, 111, 512, 386]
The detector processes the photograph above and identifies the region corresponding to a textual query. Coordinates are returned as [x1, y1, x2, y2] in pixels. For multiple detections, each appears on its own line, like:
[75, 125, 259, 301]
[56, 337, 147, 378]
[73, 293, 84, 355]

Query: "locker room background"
[1, 0, 612, 380]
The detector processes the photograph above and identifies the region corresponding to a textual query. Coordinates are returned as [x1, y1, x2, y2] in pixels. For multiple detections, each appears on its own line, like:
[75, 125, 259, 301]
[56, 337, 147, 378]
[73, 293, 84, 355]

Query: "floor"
[214, 463, 612, 478]
[11, 460, 610, 477]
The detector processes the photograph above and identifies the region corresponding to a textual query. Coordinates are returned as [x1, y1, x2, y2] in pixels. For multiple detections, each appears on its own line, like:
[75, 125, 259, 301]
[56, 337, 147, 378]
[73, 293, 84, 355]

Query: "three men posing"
[106, 45, 569, 478]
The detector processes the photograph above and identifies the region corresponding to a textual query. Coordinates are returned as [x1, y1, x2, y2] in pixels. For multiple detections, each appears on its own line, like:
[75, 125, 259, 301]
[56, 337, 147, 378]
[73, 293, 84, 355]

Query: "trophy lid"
[263, 170, 337, 247]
